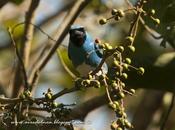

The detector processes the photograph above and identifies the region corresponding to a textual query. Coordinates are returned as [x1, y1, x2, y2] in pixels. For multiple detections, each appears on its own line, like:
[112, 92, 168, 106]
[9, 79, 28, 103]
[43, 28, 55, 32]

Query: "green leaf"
[11, 0, 24, 5]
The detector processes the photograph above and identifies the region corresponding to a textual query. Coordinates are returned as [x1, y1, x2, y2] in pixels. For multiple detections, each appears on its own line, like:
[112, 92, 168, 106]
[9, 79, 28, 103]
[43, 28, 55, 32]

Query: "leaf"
[11, 0, 24, 5]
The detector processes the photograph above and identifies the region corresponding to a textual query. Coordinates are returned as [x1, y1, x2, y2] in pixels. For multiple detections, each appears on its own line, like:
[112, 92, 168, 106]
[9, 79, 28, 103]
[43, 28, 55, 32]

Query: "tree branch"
[12, 0, 40, 97]
[69, 94, 108, 120]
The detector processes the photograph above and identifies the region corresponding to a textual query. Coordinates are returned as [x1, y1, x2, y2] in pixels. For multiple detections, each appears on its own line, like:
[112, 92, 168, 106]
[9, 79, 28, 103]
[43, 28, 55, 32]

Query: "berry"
[130, 89, 135, 94]
[112, 82, 118, 88]
[111, 9, 118, 15]
[117, 127, 123, 130]
[82, 79, 91, 86]
[106, 44, 113, 50]
[118, 92, 125, 98]
[125, 58, 131, 64]
[154, 18, 160, 25]
[123, 63, 128, 70]
[128, 45, 135, 53]
[114, 60, 120, 66]
[125, 36, 134, 45]
[124, 120, 132, 128]
[45, 93, 52, 100]
[117, 118, 125, 126]
[108, 102, 117, 109]
[19, 93, 26, 99]
[111, 121, 118, 130]
[138, 67, 145, 75]
[121, 73, 128, 79]
[114, 16, 120, 21]
[117, 46, 124, 52]
[113, 101, 120, 109]
[90, 80, 101, 88]
[52, 102, 59, 108]
[99, 18, 107, 25]
[24, 90, 31, 97]
[150, 9, 155, 15]
[118, 9, 125, 17]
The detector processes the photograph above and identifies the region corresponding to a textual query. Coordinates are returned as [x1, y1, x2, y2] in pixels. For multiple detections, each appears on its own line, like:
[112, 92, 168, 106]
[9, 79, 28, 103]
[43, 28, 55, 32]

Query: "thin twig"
[124, 0, 162, 40]
[0, 87, 79, 104]
[12, 0, 40, 97]
[160, 93, 175, 130]
[103, 78, 113, 103]
[8, 28, 29, 89]
[140, 18, 163, 39]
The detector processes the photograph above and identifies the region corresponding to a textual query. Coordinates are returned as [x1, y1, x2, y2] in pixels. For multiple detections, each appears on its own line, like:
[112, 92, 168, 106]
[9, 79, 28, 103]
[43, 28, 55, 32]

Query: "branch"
[0, 87, 79, 104]
[38, 0, 75, 27]
[70, 94, 108, 120]
[160, 93, 175, 130]
[29, 0, 92, 89]
[12, 0, 40, 97]
[132, 90, 164, 130]
[0, 1, 8, 8]
[7, 28, 29, 89]
[21, 0, 40, 67]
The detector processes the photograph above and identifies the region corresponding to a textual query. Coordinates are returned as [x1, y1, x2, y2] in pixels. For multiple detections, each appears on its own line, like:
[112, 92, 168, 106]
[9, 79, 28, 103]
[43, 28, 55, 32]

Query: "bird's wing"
[94, 42, 103, 58]
[68, 41, 71, 60]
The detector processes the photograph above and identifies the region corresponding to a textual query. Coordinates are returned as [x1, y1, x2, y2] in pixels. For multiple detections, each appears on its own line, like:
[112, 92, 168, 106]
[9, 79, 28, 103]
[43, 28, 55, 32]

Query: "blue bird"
[68, 25, 108, 76]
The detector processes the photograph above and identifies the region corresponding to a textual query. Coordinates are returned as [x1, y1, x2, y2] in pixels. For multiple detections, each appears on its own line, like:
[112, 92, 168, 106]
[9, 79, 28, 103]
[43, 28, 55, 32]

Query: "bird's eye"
[69, 30, 73, 34]
[78, 28, 85, 32]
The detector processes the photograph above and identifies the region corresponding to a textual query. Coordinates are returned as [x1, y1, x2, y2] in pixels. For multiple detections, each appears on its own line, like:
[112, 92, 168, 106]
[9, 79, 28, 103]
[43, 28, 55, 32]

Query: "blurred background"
[0, 0, 175, 130]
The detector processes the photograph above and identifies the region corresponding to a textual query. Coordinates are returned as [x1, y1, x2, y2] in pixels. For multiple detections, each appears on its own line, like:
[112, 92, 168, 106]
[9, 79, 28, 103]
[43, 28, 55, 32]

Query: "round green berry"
[117, 127, 123, 130]
[108, 102, 116, 109]
[117, 46, 124, 52]
[24, 90, 31, 97]
[90, 80, 101, 88]
[124, 120, 132, 128]
[99, 18, 107, 25]
[121, 73, 128, 79]
[121, 82, 125, 87]
[138, 67, 145, 75]
[88, 74, 93, 79]
[130, 89, 135, 94]
[128, 45, 135, 53]
[150, 9, 155, 15]
[117, 118, 125, 126]
[19, 93, 26, 99]
[83, 79, 91, 86]
[125, 58, 131, 64]
[114, 60, 119, 66]
[112, 82, 118, 88]
[106, 44, 113, 50]
[113, 101, 120, 109]
[52, 102, 59, 108]
[111, 121, 117, 130]
[118, 92, 125, 98]
[123, 63, 128, 70]
[45, 93, 52, 100]
[154, 18, 160, 25]
[111, 9, 118, 15]
[118, 9, 125, 17]
[125, 36, 134, 45]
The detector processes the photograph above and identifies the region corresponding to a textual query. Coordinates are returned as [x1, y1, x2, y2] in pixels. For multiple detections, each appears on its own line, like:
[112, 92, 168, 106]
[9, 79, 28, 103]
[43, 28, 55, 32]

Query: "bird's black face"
[69, 27, 86, 47]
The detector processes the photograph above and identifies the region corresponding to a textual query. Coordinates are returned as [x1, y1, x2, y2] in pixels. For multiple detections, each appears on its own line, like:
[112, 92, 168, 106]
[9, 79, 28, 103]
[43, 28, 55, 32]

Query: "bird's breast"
[76, 62, 95, 76]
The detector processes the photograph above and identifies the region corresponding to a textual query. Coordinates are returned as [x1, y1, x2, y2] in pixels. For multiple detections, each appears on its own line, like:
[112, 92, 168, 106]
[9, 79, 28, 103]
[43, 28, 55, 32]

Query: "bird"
[68, 25, 108, 76]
